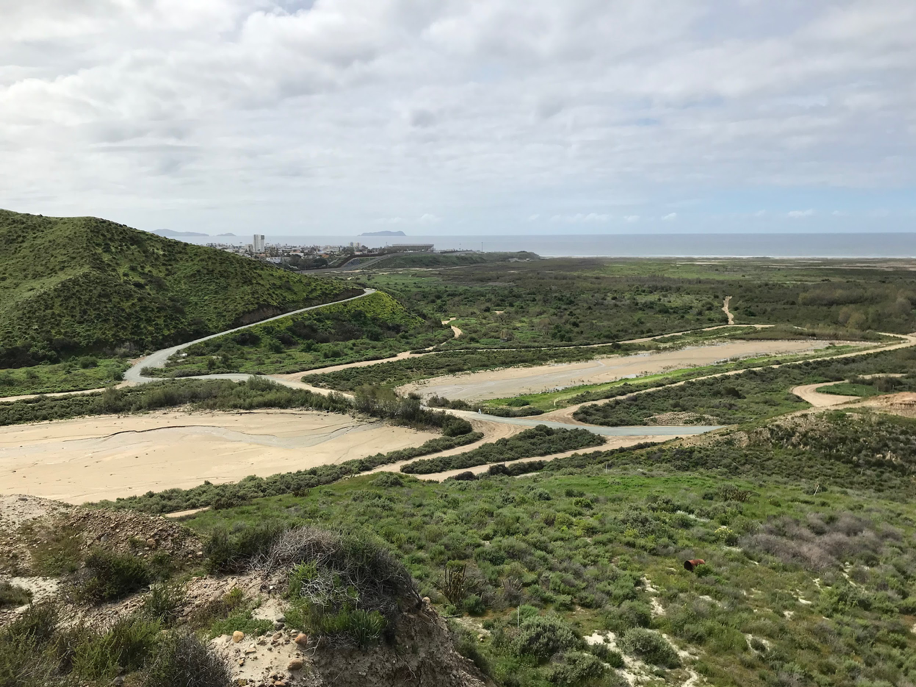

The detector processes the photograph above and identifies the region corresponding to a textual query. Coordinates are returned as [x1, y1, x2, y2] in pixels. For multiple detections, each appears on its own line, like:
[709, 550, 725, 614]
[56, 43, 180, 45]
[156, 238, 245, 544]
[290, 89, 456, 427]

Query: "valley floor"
[0, 410, 438, 503]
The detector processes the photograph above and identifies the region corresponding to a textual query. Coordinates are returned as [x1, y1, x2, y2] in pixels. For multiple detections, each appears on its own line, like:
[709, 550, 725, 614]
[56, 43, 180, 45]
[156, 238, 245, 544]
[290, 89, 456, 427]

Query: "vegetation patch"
[0, 209, 357, 368]
[400, 425, 604, 474]
[149, 291, 452, 377]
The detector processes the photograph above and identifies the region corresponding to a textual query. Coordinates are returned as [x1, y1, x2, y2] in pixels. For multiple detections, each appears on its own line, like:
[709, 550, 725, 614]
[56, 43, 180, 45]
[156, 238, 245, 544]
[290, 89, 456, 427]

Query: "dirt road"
[790, 382, 857, 407]
[399, 339, 850, 402]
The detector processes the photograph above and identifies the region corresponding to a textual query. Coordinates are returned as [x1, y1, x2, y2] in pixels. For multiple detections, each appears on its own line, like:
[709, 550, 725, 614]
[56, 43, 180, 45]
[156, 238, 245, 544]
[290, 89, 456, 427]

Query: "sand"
[400, 339, 852, 402]
[0, 410, 438, 504]
[790, 382, 857, 407]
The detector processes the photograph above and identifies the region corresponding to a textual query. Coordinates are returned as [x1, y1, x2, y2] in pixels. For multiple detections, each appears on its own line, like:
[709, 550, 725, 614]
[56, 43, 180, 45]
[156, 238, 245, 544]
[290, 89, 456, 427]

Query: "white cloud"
[787, 209, 815, 218]
[662, 212, 677, 221]
[551, 213, 610, 223]
[418, 213, 442, 224]
[0, 0, 914, 233]
[624, 215, 640, 223]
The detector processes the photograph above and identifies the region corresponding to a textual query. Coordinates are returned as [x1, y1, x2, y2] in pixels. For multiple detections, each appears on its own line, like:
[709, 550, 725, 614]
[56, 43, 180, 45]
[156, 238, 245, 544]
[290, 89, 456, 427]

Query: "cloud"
[551, 213, 610, 223]
[624, 215, 640, 223]
[662, 212, 677, 221]
[787, 209, 815, 218]
[418, 213, 442, 224]
[0, 0, 914, 233]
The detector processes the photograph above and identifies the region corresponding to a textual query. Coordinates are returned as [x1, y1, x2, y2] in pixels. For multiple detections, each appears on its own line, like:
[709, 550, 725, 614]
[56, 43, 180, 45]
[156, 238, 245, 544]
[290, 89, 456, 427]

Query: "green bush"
[513, 614, 582, 664]
[141, 633, 231, 687]
[546, 651, 609, 686]
[142, 583, 186, 626]
[77, 550, 153, 603]
[619, 628, 681, 668]
[204, 521, 289, 573]
[72, 616, 161, 680]
[0, 582, 32, 609]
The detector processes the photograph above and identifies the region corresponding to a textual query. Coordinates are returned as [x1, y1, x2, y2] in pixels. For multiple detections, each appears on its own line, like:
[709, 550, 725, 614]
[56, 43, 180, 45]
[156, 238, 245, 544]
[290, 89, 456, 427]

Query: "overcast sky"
[1, 0, 914, 235]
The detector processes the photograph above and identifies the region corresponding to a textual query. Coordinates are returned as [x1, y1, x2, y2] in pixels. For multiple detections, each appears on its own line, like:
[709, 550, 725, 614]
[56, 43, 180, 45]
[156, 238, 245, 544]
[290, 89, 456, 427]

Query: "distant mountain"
[360, 230, 406, 236]
[0, 209, 359, 368]
[154, 229, 208, 237]
[217, 233, 236, 237]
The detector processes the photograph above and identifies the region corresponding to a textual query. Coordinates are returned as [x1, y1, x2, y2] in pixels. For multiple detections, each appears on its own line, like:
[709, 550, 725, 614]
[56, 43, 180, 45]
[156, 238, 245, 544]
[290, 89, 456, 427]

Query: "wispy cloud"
[787, 209, 815, 218]
[551, 213, 610, 223]
[662, 212, 677, 221]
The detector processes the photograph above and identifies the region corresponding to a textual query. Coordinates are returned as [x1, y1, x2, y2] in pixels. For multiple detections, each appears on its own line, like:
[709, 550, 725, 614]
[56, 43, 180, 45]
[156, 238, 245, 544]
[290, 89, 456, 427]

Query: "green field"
[175, 410, 916, 687]
[0, 209, 357, 368]
[146, 291, 452, 377]
[0, 357, 129, 397]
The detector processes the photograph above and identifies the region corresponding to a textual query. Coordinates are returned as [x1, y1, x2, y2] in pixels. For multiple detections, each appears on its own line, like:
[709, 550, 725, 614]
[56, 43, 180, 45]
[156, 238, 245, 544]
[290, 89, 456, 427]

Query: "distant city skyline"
[2, 1, 914, 236]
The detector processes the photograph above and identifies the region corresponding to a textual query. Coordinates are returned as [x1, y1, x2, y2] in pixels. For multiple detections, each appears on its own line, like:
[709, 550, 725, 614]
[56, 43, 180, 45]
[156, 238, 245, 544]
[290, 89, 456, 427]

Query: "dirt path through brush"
[723, 296, 735, 325]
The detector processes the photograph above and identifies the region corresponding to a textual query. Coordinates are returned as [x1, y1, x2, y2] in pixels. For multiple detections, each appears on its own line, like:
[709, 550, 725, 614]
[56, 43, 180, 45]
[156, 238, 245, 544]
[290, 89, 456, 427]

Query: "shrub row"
[400, 425, 604, 474]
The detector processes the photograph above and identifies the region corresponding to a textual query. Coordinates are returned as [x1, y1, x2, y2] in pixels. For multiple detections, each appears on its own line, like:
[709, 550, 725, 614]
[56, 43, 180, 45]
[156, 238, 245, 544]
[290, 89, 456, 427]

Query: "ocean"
[182, 233, 916, 258]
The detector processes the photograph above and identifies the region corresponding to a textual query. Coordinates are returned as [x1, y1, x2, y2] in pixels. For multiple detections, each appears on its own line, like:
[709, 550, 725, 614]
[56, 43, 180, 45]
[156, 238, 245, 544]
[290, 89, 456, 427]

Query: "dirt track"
[790, 382, 857, 407]
[399, 339, 852, 402]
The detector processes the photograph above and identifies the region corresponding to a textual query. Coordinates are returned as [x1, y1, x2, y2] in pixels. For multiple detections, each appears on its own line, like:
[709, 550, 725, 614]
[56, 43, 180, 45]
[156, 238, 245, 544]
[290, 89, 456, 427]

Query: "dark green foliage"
[150, 291, 451, 377]
[141, 633, 231, 687]
[546, 651, 609, 686]
[0, 377, 351, 428]
[276, 526, 419, 647]
[142, 583, 186, 626]
[618, 628, 681, 668]
[72, 616, 162, 680]
[401, 426, 604, 474]
[0, 209, 356, 368]
[513, 614, 582, 663]
[204, 521, 288, 573]
[77, 550, 153, 603]
[0, 582, 32, 609]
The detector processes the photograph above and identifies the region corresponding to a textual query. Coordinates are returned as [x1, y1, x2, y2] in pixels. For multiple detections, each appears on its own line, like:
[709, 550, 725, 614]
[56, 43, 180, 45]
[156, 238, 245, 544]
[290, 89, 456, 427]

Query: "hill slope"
[0, 210, 359, 367]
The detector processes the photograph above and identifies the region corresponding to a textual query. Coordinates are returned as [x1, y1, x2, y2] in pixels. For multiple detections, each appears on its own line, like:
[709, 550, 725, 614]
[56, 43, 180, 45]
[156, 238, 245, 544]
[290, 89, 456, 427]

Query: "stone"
[288, 659, 304, 671]
[294, 633, 309, 647]
[232, 631, 245, 642]
[146, 537, 157, 549]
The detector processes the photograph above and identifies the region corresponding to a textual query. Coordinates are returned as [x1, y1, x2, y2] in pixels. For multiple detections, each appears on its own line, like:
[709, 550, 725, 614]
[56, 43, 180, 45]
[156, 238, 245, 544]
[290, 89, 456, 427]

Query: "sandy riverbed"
[0, 410, 438, 504]
[399, 339, 856, 402]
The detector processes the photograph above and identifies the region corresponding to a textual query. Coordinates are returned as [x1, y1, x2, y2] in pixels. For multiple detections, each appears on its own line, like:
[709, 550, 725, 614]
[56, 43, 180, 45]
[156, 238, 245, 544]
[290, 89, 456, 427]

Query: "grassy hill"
[0, 210, 359, 368]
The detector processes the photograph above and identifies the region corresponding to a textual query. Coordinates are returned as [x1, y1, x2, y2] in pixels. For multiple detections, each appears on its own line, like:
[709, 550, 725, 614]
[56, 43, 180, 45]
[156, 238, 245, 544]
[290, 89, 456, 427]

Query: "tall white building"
[253, 234, 265, 252]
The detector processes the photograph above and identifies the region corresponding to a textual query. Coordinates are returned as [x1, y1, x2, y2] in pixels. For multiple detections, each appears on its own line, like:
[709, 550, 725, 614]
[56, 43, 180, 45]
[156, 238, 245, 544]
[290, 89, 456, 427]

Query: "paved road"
[124, 289, 376, 383]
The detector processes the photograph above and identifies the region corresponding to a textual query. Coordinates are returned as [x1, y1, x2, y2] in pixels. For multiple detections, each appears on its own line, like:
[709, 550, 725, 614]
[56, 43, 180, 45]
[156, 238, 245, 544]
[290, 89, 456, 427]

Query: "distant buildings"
[381, 244, 434, 254]
[253, 234, 265, 252]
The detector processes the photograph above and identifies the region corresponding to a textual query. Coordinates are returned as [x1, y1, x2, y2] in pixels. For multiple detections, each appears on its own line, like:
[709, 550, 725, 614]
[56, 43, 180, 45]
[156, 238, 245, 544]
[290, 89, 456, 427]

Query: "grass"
[0, 582, 31, 609]
[147, 291, 452, 377]
[181, 412, 916, 687]
[574, 348, 916, 426]
[0, 358, 129, 397]
[0, 209, 358, 368]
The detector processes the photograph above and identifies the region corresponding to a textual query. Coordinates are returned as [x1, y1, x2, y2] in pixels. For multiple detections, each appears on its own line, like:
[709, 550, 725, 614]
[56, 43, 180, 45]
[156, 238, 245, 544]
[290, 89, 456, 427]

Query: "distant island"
[216, 233, 236, 237]
[154, 229, 208, 237]
[360, 230, 406, 236]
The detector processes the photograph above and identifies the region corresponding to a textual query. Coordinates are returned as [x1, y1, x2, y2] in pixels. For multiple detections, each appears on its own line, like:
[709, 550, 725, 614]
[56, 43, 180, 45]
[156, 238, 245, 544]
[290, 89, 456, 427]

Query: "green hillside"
[0, 210, 359, 368]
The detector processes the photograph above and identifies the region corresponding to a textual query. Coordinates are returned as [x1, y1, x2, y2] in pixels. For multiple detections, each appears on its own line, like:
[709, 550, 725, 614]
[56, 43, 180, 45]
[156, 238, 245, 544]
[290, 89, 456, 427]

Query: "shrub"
[72, 616, 161, 680]
[77, 550, 153, 603]
[514, 614, 582, 664]
[588, 641, 624, 668]
[546, 651, 609, 686]
[0, 582, 32, 609]
[142, 583, 186, 626]
[141, 633, 231, 687]
[204, 521, 289, 573]
[603, 600, 653, 633]
[619, 629, 681, 668]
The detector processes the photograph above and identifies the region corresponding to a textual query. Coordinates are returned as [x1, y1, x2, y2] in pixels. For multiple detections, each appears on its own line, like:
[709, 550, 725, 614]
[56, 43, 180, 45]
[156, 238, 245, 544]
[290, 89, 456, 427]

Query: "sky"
[1, 0, 915, 236]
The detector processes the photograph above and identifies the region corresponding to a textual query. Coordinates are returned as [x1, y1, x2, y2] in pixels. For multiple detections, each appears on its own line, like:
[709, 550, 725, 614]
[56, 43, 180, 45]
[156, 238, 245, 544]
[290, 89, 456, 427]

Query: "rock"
[146, 537, 157, 549]
[288, 659, 304, 671]
[422, 596, 431, 605]
[294, 633, 309, 647]
[232, 631, 245, 642]
[111, 678, 124, 687]
[273, 621, 284, 630]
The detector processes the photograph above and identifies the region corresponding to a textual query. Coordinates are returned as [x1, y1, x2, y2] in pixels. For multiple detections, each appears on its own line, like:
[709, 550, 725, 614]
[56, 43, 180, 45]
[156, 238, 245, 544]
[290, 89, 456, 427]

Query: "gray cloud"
[0, 0, 913, 233]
